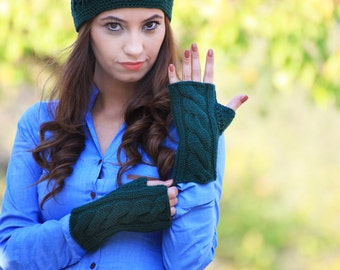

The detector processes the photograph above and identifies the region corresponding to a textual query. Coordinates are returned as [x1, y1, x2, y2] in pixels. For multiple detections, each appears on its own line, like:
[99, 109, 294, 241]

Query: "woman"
[0, 0, 247, 269]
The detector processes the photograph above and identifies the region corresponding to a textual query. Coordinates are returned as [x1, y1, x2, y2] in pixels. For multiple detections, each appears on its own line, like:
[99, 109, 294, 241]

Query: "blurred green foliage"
[173, 0, 340, 107]
[1, 0, 340, 106]
[1, 0, 340, 269]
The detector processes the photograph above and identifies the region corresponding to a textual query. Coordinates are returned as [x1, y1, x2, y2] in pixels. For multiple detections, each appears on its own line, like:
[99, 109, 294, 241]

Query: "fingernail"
[208, 49, 214, 57]
[191, 43, 198, 52]
[184, 50, 190, 58]
[169, 64, 175, 72]
[241, 95, 249, 103]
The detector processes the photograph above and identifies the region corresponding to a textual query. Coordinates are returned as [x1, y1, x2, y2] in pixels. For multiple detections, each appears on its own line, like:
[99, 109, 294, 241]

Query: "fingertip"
[168, 64, 175, 73]
[208, 49, 214, 57]
[168, 64, 178, 84]
[191, 43, 198, 52]
[241, 94, 249, 103]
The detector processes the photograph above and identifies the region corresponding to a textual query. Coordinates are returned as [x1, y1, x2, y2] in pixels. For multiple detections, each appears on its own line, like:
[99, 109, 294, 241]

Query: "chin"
[120, 74, 147, 83]
[121, 77, 143, 83]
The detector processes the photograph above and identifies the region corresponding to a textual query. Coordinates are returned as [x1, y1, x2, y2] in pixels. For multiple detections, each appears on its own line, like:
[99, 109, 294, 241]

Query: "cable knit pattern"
[70, 178, 171, 251]
[71, 0, 174, 31]
[169, 81, 235, 184]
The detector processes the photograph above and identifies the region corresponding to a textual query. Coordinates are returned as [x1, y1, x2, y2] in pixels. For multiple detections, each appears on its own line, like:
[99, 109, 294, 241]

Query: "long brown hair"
[32, 18, 177, 208]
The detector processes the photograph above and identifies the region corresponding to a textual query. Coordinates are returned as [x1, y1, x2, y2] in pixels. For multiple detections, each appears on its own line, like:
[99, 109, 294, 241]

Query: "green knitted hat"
[71, 0, 174, 32]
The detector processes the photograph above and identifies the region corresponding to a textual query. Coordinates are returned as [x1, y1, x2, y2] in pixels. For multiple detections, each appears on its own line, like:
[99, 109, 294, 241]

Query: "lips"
[120, 62, 145, 71]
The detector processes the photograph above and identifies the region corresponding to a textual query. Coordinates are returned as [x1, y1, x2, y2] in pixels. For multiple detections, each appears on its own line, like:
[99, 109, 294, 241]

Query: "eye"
[143, 21, 160, 31]
[105, 22, 122, 31]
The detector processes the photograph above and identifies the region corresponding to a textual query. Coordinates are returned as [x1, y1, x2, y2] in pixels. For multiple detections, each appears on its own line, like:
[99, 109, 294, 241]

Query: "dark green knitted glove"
[169, 81, 235, 184]
[69, 178, 171, 251]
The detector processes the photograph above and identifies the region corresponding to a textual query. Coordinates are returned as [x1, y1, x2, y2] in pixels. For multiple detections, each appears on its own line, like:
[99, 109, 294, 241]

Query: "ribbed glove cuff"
[169, 81, 235, 184]
[70, 178, 171, 251]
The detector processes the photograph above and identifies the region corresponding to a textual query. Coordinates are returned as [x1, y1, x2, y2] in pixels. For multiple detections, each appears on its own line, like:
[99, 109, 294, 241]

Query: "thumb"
[226, 94, 249, 111]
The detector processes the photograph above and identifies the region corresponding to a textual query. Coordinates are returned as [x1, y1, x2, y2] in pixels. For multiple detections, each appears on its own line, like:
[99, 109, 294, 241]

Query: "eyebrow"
[100, 14, 164, 23]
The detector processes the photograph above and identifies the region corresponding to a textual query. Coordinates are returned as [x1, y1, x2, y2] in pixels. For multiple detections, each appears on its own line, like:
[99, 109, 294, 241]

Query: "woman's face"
[90, 8, 166, 84]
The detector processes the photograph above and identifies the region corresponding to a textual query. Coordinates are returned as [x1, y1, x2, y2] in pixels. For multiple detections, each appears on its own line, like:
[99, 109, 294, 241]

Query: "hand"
[148, 179, 178, 217]
[128, 175, 178, 216]
[70, 178, 172, 251]
[168, 43, 248, 111]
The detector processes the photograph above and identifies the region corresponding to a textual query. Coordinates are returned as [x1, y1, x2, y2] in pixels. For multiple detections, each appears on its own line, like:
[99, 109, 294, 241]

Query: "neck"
[93, 76, 137, 116]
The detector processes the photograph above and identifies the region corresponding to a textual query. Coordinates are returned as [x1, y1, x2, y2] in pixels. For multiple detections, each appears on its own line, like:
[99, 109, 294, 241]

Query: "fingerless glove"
[169, 81, 235, 184]
[70, 178, 171, 251]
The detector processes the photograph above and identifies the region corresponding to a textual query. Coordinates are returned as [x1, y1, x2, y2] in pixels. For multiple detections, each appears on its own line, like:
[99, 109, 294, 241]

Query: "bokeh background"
[1, 0, 340, 269]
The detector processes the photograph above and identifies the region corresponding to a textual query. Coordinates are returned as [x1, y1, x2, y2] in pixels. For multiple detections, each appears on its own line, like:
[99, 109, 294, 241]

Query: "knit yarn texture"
[169, 81, 235, 184]
[71, 0, 174, 31]
[70, 178, 171, 251]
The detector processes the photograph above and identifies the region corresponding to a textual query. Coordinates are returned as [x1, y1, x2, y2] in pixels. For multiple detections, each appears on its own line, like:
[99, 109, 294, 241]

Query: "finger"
[191, 43, 202, 81]
[147, 179, 173, 187]
[170, 207, 176, 216]
[182, 49, 191, 81]
[169, 197, 178, 208]
[168, 64, 178, 84]
[203, 49, 214, 84]
[167, 186, 178, 199]
[168, 186, 178, 216]
[226, 94, 249, 111]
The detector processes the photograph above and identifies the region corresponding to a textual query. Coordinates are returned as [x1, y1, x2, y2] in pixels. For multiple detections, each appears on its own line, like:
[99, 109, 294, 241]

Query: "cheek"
[91, 39, 116, 65]
[149, 33, 166, 58]
[90, 36, 103, 61]
[91, 30, 116, 61]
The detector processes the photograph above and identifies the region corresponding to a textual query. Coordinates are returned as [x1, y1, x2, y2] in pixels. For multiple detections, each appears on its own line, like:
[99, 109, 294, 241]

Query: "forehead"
[96, 8, 164, 21]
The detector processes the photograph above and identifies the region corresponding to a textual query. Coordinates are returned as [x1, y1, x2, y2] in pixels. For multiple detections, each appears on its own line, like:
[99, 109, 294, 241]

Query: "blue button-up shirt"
[0, 87, 226, 270]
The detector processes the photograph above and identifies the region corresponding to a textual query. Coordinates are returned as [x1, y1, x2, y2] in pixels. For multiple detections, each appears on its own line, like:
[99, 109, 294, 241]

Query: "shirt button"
[90, 191, 96, 199]
[90, 262, 96, 269]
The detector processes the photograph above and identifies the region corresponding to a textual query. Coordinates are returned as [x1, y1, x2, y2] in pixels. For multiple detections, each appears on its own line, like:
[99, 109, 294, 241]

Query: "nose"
[123, 32, 144, 57]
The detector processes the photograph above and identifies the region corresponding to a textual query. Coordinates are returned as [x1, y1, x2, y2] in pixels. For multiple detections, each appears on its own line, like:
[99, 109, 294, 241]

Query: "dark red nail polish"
[184, 50, 190, 58]
[191, 43, 198, 52]
[169, 64, 175, 72]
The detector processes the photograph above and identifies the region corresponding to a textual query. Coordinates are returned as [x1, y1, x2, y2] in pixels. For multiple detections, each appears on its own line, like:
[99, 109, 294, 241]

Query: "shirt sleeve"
[162, 135, 226, 270]
[0, 104, 86, 270]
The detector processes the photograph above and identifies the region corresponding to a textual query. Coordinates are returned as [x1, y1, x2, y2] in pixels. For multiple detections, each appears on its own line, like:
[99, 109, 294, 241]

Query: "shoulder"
[17, 101, 57, 132]
[20, 100, 56, 121]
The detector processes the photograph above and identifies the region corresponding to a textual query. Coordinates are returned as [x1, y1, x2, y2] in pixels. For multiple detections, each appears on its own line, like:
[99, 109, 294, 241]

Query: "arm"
[69, 177, 171, 252]
[162, 135, 226, 269]
[0, 104, 86, 269]
[0, 104, 174, 269]
[167, 44, 247, 186]
[162, 44, 247, 269]
[168, 80, 235, 184]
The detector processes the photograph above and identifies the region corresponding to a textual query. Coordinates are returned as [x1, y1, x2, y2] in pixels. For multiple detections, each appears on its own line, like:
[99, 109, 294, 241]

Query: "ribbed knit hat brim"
[71, 0, 174, 32]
